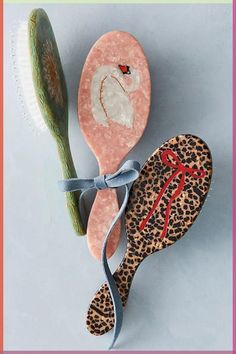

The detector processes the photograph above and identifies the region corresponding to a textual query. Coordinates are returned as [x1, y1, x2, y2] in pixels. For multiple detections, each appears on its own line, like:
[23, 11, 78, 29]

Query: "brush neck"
[55, 134, 85, 235]
[56, 134, 77, 179]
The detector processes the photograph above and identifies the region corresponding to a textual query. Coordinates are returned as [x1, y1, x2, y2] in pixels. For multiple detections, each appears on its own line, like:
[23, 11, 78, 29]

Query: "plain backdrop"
[4, 3, 232, 351]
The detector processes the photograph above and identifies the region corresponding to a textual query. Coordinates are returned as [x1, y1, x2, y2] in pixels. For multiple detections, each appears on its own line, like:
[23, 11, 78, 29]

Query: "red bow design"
[139, 149, 206, 238]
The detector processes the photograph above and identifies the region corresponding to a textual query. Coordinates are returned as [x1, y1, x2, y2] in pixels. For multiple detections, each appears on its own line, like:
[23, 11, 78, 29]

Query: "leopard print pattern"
[86, 135, 212, 336]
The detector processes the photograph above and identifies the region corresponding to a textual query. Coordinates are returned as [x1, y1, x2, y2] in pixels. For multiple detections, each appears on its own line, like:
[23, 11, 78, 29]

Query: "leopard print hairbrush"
[86, 134, 212, 336]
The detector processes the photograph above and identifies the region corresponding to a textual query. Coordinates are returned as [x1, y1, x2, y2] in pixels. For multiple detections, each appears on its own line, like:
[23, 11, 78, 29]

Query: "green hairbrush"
[16, 8, 85, 235]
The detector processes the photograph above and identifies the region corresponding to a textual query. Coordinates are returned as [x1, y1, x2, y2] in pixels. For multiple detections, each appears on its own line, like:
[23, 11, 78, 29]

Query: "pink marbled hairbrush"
[86, 134, 212, 345]
[78, 31, 151, 260]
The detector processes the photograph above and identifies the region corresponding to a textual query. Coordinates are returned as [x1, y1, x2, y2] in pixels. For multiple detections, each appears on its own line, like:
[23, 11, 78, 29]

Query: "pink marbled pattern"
[78, 31, 151, 260]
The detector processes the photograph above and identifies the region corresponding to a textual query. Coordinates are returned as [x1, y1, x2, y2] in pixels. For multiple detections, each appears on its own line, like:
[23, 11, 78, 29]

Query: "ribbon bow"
[58, 160, 140, 193]
[59, 160, 140, 350]
[140, 149, 206, 238]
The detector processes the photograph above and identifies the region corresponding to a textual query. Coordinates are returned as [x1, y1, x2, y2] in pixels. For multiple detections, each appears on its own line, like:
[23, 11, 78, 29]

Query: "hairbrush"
[86, 134, 212, 338]
[78, 31, 151, 259]
[15, 8, 85, 235]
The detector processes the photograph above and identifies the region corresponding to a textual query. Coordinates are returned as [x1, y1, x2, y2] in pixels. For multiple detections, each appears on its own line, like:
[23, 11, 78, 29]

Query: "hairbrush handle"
[86, 248, 144, 336]
[56, 135, 85, 236]
[87, 188, 121, 260]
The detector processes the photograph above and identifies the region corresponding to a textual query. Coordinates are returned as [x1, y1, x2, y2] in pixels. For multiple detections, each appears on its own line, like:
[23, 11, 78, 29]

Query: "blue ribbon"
[58, 160, 140, 349]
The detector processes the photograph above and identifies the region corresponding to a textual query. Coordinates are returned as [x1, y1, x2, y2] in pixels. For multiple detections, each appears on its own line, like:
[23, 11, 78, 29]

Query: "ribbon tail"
[78, 189, 89, 232]
[101, 184, 130, 350]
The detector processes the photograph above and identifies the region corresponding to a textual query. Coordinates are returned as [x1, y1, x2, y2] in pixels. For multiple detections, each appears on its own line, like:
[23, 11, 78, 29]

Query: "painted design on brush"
[139, 149, 206, 238]
[42, 39, 63, 107]
[91, 64, 140, 128]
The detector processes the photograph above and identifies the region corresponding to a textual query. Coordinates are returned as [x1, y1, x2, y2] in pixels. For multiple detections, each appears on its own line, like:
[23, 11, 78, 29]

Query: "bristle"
[11, 21, 47, 133]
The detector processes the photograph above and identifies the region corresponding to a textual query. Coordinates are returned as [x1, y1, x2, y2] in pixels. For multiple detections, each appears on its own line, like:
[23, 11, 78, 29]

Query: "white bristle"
[11, 21, 47, 133]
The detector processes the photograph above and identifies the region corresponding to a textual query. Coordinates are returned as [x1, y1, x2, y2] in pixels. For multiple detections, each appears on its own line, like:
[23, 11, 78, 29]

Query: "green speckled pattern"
[28, 9, 85, 235]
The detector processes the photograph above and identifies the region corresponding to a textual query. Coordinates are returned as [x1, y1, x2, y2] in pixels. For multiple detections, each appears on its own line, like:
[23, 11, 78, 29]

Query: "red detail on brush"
[118, 64, 130, 74]
[139, 149, 206, 238]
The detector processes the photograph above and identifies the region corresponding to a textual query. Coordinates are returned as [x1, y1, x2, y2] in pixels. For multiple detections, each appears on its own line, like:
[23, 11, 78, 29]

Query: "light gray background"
[4, 3, 232, 351]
